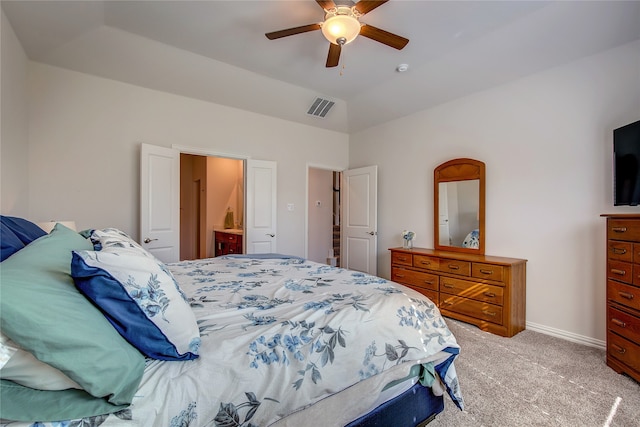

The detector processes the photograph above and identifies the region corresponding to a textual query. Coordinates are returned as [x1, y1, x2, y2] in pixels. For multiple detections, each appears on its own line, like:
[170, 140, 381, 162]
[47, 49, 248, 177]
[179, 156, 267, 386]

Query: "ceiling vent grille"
[307, 97, 335, 118]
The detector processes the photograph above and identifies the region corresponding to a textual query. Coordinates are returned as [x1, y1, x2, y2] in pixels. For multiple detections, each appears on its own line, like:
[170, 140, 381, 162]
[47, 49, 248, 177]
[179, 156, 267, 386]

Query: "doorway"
[180, 154, 244, 260]
[307, 167, 341, 267]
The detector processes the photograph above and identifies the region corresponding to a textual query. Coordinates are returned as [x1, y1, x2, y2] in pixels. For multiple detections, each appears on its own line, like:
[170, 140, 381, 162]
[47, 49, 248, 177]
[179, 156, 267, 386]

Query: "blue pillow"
[71, 247, 201, 361]
[0, 224, 24, 261]
[0, 216, 46, 245]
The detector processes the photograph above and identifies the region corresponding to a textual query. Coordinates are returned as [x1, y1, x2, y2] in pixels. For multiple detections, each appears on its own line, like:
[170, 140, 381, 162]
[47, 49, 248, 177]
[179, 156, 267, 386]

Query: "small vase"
[403, 239, 413, 249]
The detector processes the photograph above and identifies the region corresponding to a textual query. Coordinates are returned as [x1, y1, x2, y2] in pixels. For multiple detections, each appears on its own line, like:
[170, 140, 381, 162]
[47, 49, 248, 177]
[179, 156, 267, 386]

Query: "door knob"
[367, 231, 377, 236]
[266, 233, 275, 237]
[143, 238, 158, 244]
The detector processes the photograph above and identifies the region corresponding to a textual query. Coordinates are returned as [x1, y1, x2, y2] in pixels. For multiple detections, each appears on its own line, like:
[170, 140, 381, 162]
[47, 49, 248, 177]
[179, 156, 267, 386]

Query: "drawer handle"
[618, 291, 634, 300]
[612, 344, 626, 354]
[612, 227, 628, 233]
[479, 269, 493, 275]
[611, 318, 627, 328]
[610, 268, 626, 276]
[483, 292, 496, 298]
[447, 264, 460, 270]
[443, 283, 454, 289]
[398, 256, 408, 262]
[482, 310, 497, 317]
[419, 260, 430, 266]
[442, 300, 454, 306]
[612, 247, 628, 255]
[423, 280, 435, 285]
[395, 274, 405, 278]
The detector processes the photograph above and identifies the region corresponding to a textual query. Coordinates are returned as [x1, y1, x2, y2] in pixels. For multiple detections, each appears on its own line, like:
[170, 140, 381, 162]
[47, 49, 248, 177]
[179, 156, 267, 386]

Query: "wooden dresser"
[602, 214, 640, 383]
[214, 231, 243, 256]
[390, 247, 527, 337]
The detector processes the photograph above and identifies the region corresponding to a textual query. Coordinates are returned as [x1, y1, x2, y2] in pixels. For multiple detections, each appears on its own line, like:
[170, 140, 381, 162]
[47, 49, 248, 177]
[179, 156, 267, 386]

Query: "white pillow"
[0, 332, 81, 390]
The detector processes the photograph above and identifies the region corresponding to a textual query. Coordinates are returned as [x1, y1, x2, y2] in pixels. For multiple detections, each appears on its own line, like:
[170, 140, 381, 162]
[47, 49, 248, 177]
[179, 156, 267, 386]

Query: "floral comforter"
[7, 256, 463, 427]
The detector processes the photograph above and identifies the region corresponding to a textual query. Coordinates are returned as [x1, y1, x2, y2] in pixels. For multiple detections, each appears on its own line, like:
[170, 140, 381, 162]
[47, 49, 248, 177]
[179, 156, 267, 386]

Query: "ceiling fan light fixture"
[321, 7, 361, 45]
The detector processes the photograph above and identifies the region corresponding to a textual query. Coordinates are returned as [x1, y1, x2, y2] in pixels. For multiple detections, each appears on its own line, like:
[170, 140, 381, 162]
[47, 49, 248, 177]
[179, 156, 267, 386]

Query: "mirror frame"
[434, 158, 486, 255]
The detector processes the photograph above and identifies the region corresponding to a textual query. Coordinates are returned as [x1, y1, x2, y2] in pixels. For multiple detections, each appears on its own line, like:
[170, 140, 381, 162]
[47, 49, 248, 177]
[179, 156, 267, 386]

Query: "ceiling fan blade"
[354, 0, 389, 15]
[359, 24, 409, 50]
[265, 23, 321, 40]
[326, 43, 341, 67]
[316, 0, 337, 10]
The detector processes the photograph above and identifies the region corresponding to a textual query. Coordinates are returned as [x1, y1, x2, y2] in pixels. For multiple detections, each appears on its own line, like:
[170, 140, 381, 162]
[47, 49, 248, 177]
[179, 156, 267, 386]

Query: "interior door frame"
[173, 145, 249, 254]
[305, 163, 344, 261]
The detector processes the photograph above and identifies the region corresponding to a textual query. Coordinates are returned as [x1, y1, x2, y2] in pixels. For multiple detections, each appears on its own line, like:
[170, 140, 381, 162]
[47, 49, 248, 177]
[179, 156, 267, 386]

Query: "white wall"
[350, 39, 640, 344]
[1, 11, 29, 216]
[25, 63, 349, 257]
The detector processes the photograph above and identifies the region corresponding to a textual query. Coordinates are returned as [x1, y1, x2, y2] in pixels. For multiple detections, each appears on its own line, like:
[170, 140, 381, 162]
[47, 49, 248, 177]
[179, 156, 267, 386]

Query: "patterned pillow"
[89, 227, 151, 254]
[462, 229, 480, 249]
[71, 246, 201, 361]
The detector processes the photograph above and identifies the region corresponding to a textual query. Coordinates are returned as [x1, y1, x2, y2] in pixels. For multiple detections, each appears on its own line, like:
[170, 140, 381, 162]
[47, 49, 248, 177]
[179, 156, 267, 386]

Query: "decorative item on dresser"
[390, 247, 526, 337]
[602, 214, 640, 383]
[214, 230, 243, 256]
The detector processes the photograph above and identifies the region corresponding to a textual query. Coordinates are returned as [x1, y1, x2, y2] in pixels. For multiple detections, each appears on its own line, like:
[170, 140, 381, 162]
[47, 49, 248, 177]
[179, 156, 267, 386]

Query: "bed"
[0, 218, 464, 426]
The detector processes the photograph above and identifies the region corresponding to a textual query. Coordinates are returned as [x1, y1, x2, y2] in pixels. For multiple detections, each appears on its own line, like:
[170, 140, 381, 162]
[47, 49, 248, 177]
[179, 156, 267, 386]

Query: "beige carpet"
[430, 319, 640, 427]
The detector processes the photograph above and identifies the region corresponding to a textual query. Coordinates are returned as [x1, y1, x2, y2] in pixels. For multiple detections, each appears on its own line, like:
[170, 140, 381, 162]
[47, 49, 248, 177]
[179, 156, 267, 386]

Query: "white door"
[246, 159, 277, 254]
[342, 165, 377, 274]
[140, 143, 180, 263]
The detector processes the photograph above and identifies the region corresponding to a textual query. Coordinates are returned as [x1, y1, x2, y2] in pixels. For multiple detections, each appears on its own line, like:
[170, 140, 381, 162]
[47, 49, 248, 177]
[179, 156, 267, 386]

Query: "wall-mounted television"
[614, 119, 640, 206]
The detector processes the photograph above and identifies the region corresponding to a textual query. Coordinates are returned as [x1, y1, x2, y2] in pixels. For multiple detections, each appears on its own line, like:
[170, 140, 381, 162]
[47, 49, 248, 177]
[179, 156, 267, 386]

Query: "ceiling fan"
[265, 0, 409, 68]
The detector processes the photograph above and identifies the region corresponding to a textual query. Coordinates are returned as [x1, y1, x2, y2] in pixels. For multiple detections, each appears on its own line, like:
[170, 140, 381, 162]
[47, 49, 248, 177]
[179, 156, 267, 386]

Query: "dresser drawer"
[413, 255, 439, 270]
[472, 263, 504, 282]
[391, 251, 412, 266]
[440, 295, 503, 324]
[608, 306, 640, 345]
[392, 267, 439, 292]
[440, 277, 504, 305]
[438, 259, 471, 276]
[607, 259, 633, 283]
[216, 232, 238, 243]
[608, 241, 633, 262]
[608, 280, 640, 311]
[608, 219, 640, 242]
[608, 332, 640, 374]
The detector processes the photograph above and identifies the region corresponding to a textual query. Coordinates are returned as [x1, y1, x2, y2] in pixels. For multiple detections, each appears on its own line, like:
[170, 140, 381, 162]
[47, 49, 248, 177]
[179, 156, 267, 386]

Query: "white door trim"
[172, 144, 248, 160]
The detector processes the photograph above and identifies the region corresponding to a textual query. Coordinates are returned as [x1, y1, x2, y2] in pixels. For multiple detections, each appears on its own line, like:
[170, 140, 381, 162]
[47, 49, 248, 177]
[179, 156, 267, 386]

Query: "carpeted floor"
[430, 319, 640, 427]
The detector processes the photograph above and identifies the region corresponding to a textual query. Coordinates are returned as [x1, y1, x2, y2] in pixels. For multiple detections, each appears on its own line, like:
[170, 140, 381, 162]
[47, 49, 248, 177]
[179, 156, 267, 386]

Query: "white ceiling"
[3, 0, 640, 133]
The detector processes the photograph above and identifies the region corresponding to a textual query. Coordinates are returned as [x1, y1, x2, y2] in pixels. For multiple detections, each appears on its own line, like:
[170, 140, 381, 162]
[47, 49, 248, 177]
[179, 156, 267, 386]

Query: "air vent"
[307, 97, 335, 118]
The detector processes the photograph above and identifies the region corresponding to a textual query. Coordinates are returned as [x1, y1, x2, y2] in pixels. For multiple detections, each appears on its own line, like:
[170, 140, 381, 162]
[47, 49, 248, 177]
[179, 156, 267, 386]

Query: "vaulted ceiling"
[3, 1, 640, 133]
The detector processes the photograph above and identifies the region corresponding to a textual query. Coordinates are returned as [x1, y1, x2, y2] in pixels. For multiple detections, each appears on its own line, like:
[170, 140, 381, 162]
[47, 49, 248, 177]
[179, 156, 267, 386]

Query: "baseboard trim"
[526, 321, 606, 350]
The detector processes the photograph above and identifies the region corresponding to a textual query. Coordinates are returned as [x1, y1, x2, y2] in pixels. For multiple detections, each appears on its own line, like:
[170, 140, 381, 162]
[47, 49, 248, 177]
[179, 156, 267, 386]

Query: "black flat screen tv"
[614, 119, 640, 206]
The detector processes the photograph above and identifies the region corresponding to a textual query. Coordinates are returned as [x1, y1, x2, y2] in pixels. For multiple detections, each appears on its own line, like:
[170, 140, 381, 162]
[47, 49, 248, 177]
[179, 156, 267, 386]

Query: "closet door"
[342, 165, 378, 274]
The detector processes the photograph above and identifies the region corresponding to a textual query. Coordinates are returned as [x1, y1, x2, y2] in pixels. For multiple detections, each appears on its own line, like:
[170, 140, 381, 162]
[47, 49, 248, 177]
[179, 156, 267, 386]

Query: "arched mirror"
[434, 158, 485, 254]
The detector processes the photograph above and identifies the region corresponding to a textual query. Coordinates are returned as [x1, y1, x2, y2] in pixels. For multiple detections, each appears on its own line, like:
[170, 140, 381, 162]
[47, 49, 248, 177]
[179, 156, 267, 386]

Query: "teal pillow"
[0, 224, 145, 421]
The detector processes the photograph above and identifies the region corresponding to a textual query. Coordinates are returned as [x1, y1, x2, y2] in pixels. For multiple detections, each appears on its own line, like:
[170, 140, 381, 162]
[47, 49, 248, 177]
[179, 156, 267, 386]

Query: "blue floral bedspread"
[9, 256, 463, 427]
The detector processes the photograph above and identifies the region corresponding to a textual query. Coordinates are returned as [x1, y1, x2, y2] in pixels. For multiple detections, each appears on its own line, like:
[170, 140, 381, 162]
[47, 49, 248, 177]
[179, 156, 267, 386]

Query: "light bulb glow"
[321, 9, 360, 45]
